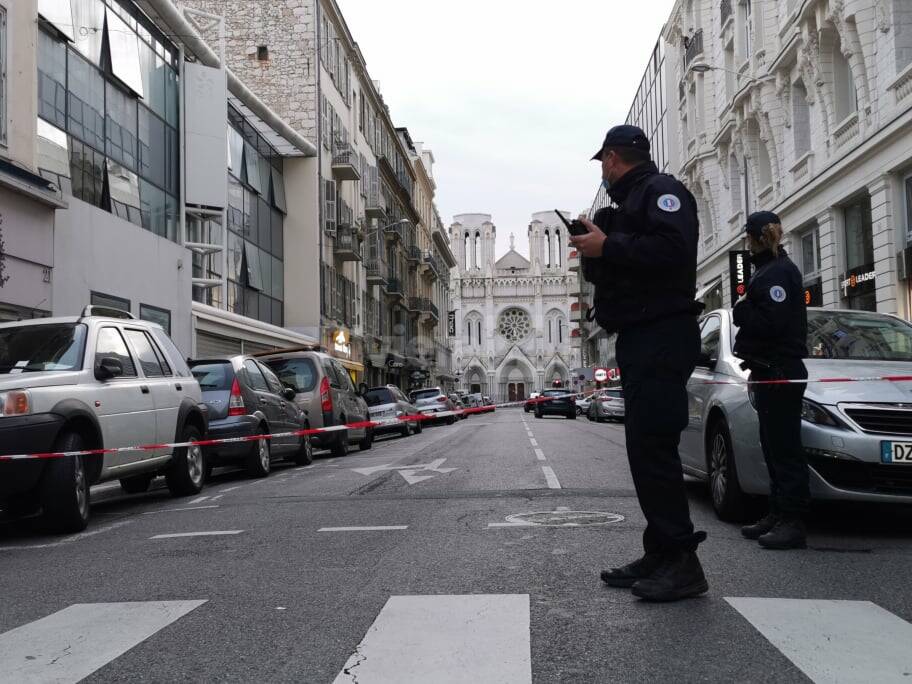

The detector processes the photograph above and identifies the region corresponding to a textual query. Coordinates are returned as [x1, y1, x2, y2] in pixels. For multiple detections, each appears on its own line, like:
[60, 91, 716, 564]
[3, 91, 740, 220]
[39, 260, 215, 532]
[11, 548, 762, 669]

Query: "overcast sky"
[336, 0, 677, 259]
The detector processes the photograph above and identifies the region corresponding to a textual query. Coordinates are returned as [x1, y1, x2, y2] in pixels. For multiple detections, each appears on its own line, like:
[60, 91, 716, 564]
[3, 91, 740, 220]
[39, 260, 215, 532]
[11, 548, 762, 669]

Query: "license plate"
[881, 441, 912, 464]
[421, 409, 437, 414]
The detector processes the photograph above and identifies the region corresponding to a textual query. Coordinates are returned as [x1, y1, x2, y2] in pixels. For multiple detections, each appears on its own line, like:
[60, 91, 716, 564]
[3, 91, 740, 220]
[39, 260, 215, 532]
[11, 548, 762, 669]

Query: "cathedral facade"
[449, 212, 580, 403]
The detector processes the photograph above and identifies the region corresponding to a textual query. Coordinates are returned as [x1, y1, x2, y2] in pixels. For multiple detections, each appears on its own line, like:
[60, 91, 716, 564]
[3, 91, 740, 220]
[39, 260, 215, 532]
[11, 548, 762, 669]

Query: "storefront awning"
[694, 277, 723, 301]
[337, 358, 364, 373]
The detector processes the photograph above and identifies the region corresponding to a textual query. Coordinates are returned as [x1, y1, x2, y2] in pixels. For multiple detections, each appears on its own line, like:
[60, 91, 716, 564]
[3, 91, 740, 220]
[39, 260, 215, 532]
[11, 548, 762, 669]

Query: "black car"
[534, 389, 577, 420]
[189, 357, 312, 477]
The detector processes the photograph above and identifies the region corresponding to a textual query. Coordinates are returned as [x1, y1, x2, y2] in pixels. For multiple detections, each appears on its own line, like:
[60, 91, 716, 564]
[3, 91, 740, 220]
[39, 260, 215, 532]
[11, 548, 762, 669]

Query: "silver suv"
[259, 346, 372, 457]
[0, 307, 208, 532]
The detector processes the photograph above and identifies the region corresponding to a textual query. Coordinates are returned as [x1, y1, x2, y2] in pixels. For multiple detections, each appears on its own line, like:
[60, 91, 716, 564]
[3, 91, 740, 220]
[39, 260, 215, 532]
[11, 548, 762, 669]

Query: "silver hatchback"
[682, 308, 912, 521]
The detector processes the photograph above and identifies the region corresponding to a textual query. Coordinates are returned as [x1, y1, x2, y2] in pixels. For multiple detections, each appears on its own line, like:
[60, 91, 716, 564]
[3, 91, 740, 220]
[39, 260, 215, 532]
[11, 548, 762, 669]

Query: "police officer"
[571, 125, 707, 602]
[734, 211, 810, 550]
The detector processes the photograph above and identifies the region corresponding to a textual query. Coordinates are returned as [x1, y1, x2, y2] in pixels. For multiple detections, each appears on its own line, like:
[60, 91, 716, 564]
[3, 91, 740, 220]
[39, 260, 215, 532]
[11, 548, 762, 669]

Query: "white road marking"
[218, 486, 242, 493]
[209, 494, 224, 502]
[0, 520, 133, 552]
[188, 495, 209, 504]
[488, 522, 536, 528]
[351, 458, 456, 485]
[534, 448, 546, 461]
[150, 530, 243, 539]
[318, 526, 408, 532]
[142, 506, 220, 514]
[0, 600, 206, 683]
[332, 594, 531, 684]
[541, 466, 561, 489]
[529, 438, 538, 447]
[726, 597, 912, 683]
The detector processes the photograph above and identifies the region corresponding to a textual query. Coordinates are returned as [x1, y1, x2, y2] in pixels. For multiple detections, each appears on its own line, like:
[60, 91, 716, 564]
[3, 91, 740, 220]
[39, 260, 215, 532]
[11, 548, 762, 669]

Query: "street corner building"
[658, 0, 912, 318]
[449, 212, 582, 403]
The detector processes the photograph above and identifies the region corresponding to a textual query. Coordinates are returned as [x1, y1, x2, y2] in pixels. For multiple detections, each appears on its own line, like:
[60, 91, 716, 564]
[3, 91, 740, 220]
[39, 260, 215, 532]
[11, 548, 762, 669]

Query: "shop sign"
[608, 368, 621, 382]
[333, 329, 351, 357]
[447, 310, 457, 337]
[411, 370, 429, 381]
[729, 250, 752, 301]
[387, 358, 405, 370]
[804, 277, 822, 307]
[840, 263, 876, 298]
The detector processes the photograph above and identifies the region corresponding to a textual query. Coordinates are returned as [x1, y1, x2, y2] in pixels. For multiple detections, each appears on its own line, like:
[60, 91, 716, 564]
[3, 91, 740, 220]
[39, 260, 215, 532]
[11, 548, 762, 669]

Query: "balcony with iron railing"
[684, 29, 704, 68]
[406, 245, 422, 263]
[422, 251, 440, 280]
[332, 142, 361, 181]
[365, 186, 386, 220]
[384, 220, 404, 242]
[720, 0, 732, 27]
[385, 276, 404, 302]
[335, 225, 362, 262]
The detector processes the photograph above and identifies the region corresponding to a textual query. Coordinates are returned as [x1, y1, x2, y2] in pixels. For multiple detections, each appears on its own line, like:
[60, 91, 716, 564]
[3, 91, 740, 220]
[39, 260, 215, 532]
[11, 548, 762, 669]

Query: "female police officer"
[733, 211, 809, 550]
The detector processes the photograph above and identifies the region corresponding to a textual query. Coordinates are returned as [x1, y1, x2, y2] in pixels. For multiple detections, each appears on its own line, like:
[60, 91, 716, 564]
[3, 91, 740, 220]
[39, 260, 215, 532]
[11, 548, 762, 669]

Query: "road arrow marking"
[398, 470, 435, 485]
[351, 458, 456, 484]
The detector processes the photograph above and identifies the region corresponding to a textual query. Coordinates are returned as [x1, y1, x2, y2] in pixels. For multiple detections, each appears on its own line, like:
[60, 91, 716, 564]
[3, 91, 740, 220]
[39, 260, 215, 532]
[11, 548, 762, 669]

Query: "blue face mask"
[601, 177, 611, 191]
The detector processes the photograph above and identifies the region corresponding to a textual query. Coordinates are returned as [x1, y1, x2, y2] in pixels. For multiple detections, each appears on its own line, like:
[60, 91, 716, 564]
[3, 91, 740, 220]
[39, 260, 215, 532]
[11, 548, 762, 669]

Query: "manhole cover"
[504, 511, 625, 527]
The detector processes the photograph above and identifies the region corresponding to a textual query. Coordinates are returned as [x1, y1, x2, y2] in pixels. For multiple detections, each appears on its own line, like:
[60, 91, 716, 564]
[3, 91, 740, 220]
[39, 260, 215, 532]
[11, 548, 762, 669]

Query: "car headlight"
[0, 390, 31, 417]
[801, 399, 842, 428]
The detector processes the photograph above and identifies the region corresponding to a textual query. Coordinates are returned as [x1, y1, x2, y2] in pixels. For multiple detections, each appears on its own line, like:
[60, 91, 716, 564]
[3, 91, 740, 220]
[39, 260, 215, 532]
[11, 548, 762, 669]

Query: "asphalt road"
[2, 408, 912, 683]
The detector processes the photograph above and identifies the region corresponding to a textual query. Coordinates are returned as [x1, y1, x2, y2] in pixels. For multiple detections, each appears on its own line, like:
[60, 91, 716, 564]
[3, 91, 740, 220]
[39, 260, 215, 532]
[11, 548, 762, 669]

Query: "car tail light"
[320, 376, 333, 413]
[228, 378, 246, 416]
[436, 396, 447, 403]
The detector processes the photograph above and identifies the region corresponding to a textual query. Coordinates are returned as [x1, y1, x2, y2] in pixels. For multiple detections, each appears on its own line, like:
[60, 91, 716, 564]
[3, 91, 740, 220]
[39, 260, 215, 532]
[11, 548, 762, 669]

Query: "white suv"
[0, 307, 208, 532]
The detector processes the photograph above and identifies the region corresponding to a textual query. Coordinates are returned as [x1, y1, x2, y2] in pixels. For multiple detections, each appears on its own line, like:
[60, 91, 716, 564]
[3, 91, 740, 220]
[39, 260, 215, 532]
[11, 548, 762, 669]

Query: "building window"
[842, 195, 875, 311]
[139, 304, 171, 334]
[792, 80, 811, 156]
[0, 6, 6, 146]
[91, 291, 131, 313]
[545, 230, 551, 268]
[832, 33, 857, 122]
[905, 175, 912, 244]
[474, 231, 481, 269]
[729, 154, 741, 217]
[757, 139, 772, 191]
[799, 227, 821, 280]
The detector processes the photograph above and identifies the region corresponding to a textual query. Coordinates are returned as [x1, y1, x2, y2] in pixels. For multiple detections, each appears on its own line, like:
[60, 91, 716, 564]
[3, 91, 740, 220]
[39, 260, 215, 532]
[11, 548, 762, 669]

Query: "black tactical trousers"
[616, 314, 706, 553]
[751, 361, 810, 515]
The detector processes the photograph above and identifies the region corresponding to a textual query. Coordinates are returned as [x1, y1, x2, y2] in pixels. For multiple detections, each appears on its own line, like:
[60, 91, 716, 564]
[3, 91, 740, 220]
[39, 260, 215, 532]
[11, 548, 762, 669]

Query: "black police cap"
[592, 125, 651, 161]
[745, 211, 782, 237]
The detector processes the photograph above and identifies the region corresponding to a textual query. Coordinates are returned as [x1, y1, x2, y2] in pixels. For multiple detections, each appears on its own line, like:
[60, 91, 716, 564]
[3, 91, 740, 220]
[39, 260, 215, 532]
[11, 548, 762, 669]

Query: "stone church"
[449, 212, 580, 403]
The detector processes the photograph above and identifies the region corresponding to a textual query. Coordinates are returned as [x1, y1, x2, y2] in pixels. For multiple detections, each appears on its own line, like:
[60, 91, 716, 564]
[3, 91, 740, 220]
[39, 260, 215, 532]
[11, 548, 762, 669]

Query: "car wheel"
[246, 427, 271, 478]
[414, 419, 423, 434]
[707, 419, 751, 522]
[400, 423, 411, 438]
[40, 432, 90, 533]
[331, 434, 349, 458]
[446, 416, 456, 426]
[166, 424, 206, 496]
[294, 435, 314, 466]
[359, 428, 374, 451]
[119, 474, 153, 494]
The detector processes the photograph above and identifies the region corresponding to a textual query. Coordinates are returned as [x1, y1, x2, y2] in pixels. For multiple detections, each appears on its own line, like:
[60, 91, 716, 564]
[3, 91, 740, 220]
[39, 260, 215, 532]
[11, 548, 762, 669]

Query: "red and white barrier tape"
[3, 374, 912, 461]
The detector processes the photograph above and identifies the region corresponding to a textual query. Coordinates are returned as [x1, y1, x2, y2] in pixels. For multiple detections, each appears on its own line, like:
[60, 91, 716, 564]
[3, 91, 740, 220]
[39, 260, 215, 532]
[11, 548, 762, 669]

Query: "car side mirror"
[696, 352, 717, 369]
[358, 383, 368, 396]
[282, 387, 296, 401]
[95, 356, 124, 381]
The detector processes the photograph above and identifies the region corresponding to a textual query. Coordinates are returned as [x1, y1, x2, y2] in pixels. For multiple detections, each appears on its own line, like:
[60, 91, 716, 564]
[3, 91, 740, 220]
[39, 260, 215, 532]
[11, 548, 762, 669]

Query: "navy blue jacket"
[582, 162, 702, 332]
[733, 248, 808, 365]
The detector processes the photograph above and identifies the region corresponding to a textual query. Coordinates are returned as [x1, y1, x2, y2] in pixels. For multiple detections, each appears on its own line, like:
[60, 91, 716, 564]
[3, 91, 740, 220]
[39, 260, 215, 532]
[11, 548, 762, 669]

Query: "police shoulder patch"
[657, 194, 681, 212]
[770, 285, 787, 303]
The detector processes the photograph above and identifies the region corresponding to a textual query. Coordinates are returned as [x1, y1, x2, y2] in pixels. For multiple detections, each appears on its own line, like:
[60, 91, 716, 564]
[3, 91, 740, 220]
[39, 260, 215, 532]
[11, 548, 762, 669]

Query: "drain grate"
[504, 511, 625, 527]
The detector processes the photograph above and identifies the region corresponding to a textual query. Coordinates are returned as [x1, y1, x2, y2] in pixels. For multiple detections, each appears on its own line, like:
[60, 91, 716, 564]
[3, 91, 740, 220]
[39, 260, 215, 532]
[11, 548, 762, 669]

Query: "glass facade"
[195, 105, 286, 328]
[36, 0, 179, 241]
[626, 40, 668, 172]
[843, 195, 875, 311]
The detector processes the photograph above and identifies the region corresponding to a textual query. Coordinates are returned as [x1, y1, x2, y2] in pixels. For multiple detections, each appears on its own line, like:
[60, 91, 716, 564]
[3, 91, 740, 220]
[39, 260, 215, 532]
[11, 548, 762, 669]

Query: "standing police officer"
[734, 211, 810, 550]
[571, 125, 707, 602]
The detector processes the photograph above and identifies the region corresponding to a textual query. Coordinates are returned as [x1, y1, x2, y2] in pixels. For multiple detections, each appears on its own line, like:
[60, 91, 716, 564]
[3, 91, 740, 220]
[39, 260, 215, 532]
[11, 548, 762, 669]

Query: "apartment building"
[14, 0, 318, 356]
[182, 0, 455, 390]
[663, 0, 912, 317]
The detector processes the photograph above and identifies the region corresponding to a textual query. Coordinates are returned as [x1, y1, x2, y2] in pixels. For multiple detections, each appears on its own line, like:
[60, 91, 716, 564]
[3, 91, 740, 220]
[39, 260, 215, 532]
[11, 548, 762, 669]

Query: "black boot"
[630, 551, 709, 602]
[600, 553, 663, 588]
[741, 513, 780, 540]
[758, 518, 806, 550]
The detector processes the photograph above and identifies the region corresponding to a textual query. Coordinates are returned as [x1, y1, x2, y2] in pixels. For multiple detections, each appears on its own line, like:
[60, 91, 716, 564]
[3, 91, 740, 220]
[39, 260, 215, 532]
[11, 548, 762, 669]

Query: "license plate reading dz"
[882, 441, 912, 464]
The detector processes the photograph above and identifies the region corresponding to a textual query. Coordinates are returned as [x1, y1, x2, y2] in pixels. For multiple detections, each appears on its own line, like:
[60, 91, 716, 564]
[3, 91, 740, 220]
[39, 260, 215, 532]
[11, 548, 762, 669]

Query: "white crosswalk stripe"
[726, 597, 912, 683]
[332, 594, 531, 683]
[0, 601, 206, 684]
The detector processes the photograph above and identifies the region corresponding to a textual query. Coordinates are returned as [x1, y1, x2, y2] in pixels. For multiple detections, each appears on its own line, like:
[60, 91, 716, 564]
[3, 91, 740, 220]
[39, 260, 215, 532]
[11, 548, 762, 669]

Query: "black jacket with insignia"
[581, 162, 702, 332]
[733, 248, 808, 366]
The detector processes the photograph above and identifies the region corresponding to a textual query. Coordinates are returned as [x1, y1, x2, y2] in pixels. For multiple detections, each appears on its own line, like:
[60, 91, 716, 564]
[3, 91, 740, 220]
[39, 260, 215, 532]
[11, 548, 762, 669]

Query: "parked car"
[189, 356, 311, 475]
[258, 347, 372, 457]
[681, 307, 912, 522]
[534, 389, 576, 419]
[0, 307, 209, 532]
[364, 385, 423, 437]
[471, 393, 495, 413]
[409, 387, 458, 425]
[587, 389, 625, 422]
[448, 394, 469, 420]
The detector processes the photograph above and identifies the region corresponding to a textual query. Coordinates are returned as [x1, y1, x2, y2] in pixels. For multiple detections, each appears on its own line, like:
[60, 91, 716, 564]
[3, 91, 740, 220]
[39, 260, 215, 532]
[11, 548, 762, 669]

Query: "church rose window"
[498, 308, 532, 343]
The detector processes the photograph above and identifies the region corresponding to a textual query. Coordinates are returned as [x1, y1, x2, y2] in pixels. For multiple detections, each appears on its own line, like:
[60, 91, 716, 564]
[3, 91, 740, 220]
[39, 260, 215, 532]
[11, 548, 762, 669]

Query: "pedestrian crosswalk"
[1, 596, 910, 682]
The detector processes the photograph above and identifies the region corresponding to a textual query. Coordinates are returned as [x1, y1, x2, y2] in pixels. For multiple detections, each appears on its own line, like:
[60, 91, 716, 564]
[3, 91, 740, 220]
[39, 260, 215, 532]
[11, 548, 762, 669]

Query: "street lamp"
[380, 218, 410, 230]
[688, 62, 760, 85]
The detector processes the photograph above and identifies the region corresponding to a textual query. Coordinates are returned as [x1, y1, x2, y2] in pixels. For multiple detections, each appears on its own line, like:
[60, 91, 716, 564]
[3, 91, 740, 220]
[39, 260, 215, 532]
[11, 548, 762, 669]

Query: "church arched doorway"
[497, 361, 534, 403]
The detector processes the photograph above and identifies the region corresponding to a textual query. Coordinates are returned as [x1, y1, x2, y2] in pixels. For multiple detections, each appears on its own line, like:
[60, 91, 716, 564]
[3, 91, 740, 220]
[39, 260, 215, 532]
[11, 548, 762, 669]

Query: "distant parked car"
[535, 389, 576, 420]
[587, 389, 625, 422]
[0, 307, 209, 532]
[364, 385, 423, 437]
[189, 356, 311, 475]
[448, 394, 468, 420]
[258, 347, 373, 457]
[525, 392, 541, 413]
[682, 307, 912, 522]
[409, 387, 458, 425]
